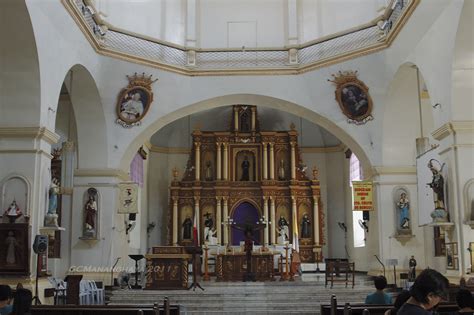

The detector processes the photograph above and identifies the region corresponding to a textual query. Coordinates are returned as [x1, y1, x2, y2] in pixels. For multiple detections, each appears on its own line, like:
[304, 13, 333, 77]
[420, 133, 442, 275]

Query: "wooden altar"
[168, 105, 324, 263]
[216, 252, 275, 281]
[145, 246, 191, 290]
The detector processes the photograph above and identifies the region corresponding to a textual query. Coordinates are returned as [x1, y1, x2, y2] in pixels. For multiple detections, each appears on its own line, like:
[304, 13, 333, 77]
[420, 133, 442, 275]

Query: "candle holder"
[222, 217, 235, 252]
[203, 245, 210, 281]
[256, 216, 270, 250]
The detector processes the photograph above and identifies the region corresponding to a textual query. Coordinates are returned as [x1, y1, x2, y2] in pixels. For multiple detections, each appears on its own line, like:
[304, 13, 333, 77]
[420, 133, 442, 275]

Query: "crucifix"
[230, 220, 267, 282]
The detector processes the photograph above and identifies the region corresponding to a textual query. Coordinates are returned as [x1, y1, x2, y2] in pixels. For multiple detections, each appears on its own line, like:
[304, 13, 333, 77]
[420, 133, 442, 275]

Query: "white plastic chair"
[88, 280, 104, 304]
[79, 280, 92, 305]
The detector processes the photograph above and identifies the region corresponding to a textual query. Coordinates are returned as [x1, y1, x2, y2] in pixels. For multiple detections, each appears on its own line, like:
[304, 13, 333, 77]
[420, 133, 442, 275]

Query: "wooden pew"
[320, 303, 460, 315]
[30, 303, 180, 315]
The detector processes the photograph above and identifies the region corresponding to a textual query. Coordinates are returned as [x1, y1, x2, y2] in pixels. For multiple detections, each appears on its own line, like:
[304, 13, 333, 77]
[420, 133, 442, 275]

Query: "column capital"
[262, 196, 268, 201]
[269, 142, 275, 148]
[216, 196, 222, 202]
[194, 141, 201, 147]
[290, 141, 296, 147]
[172, 196, 179, 203]
[194, 196, 200, 202]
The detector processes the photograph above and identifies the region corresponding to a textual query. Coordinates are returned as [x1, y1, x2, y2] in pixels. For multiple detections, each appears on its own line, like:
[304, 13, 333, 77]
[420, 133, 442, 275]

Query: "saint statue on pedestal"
[45, 178, 60, 227]
[4, 200, 22, 223]
[277, 216, 289, 244]
[408, 255, 417, 281]
[205, 161, 213, 181]
[427, 159, 448, 222]
[397, 192, 410, 230]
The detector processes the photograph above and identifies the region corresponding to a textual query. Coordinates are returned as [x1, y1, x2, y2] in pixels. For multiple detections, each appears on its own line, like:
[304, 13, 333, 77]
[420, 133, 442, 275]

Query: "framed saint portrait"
[445, 242, 458, 270]
[338, 84, 371, 120]
[0, 223, 29, 275]
[116, 86, 152, 125]
[329, 71, 374, 124]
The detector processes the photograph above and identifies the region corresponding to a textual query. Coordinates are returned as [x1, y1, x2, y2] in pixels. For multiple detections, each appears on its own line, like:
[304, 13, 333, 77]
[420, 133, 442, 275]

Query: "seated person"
[397, 269, 449, 315]
[384, 290, 411, 315]
[0, 285, 12, 315]
[12, 288, 32, 315]
[365, 276, 392, 304]
[455, 289, 474, 314]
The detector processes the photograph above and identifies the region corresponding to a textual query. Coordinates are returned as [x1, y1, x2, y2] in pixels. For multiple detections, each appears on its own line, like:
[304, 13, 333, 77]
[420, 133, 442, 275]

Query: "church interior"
[0, 0, 473, 313]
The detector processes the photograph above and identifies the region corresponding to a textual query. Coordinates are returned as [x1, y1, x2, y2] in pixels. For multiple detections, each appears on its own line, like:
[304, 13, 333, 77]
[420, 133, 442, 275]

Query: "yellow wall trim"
[0, 127, 60, 145]
[432, 121, 474, 141]
[74, 168, 130, 180]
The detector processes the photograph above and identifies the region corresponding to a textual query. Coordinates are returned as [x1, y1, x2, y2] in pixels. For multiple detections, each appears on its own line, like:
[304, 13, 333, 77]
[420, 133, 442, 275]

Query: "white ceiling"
[150, 106, 341, 148]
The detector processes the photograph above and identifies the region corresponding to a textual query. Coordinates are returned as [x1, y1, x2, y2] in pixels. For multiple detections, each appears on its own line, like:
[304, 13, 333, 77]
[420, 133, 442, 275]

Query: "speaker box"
[33, 235, 48, 254]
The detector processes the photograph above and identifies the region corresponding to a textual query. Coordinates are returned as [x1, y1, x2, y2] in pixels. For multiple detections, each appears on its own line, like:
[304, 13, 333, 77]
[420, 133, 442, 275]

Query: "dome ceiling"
[150, 106, 342, 148]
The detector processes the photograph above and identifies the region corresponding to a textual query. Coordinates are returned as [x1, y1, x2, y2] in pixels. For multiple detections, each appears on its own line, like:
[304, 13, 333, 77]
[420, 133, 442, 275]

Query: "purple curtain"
[130, 153, 144, 187]
[231, 202, 260, 245]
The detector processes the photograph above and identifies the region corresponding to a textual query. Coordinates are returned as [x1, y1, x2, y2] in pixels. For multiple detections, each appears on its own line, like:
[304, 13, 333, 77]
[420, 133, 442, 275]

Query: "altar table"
[215, 252, 275, 281]
[145, 246, 191, 290]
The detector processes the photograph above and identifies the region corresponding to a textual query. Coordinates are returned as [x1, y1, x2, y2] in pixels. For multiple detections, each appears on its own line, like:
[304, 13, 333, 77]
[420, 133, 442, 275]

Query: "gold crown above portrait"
[126, 72, 158, 89]
[328, 70, 359, 85]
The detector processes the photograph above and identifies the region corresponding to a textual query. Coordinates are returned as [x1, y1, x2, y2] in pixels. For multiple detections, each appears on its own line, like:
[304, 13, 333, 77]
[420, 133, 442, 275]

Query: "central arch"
[119, 94, 373, 176]
[231, 200, 262, 246]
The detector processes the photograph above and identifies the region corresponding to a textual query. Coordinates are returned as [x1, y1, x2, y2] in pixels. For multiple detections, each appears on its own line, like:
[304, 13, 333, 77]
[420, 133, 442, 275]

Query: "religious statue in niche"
[427, 159, 448, 222]
[205, 161, 213, 181]
[116, 72, 157, 128]
[301, 213, 311, 238]
[328, 70, 374, 125]
[44, 178, 60, 227]
[408, 255, 417, 281]
[278, 160, 286, 180]
[277, 216, 289, 245]
[182, 215, 193, 240]
[3, 200, 22, 223]
[203, 212, 216, 244]
[396, 192, 410, 231]
[240, 107, 251, 132]
[241, 156, 250, 181]
[83, 188, 98, 239]
[5, 231, 19, 265]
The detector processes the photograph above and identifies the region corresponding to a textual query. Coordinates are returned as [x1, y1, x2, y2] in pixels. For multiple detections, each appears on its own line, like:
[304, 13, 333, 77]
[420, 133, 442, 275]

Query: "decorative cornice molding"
[301, 144, 346, 153]
[372, 166, 417, 176]
[149, 144, 345, 154]
[74, 168, 129, 180]
[0, 127, 60, 145]
[432, 121, 474, 141]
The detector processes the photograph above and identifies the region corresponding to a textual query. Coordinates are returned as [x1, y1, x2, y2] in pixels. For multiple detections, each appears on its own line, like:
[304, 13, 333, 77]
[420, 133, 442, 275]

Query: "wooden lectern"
[64, 275, 82, 305]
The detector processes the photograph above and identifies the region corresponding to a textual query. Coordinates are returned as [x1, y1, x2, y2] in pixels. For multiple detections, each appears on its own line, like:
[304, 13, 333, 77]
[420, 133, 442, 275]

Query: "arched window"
[349, 153, 365, 248]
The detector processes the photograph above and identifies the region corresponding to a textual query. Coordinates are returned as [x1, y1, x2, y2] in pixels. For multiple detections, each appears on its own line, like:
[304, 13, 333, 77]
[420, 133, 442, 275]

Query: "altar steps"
[109, 279, 374, 314]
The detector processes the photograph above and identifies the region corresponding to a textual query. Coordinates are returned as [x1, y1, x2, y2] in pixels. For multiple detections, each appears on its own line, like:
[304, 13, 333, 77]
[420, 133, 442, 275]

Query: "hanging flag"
[292, 209, 299, 252]
[193, 210, 199, 247]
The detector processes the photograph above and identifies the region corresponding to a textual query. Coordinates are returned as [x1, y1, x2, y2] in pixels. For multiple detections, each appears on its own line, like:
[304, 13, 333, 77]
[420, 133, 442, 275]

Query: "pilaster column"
[185, 0, 197, 47]
[262, 142, 268, 180]
[194, 196, 200, 244]
[263, 197, 269, 247]
[234, 107, 239, 131]
[269, 143, 275, 180]
[251, 107, 256, 131]
[223, 143, 229, 180]
[216, 142, 222, 180]
[290, 142, 296, 180]
[195, 141, 201, 181]
[223, 197, 229, 245]
[172, 197, 179, 245]
[291, 196, 297, 245]
[287, 0, 299, 46]
[270, 197, 276, 245]
[216, 197, 222, 245]
[313, 197, 319, 245]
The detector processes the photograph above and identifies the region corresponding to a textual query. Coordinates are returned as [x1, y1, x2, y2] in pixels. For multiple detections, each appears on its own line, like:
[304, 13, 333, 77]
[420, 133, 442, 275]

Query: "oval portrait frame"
[334, 80, 373, 122]
[116, 86, 153, 125]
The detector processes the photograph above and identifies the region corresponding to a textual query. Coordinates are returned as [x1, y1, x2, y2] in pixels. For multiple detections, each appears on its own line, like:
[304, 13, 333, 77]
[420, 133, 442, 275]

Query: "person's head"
[374, 275, 387, 291]
[409, 269, 449, 309]
[12, 288, 32, 315]
[132, 93, 141, 101]
[394, 290, 411, 309]
[401, 193, 406, 199]
[0, 285, 12, 304]
[456, 289, 474, 309]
